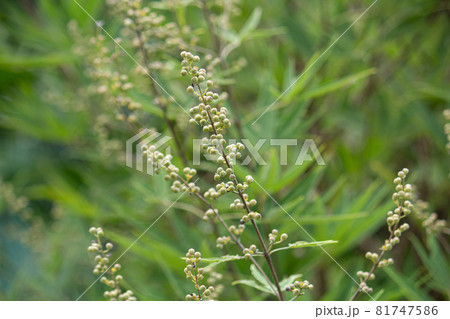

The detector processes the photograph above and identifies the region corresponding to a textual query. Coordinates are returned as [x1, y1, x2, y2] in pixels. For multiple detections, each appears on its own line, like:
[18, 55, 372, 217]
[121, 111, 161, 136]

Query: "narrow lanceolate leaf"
[180, 255, 245, 269]
[270, 240, 338, 254]
[232, 280, 275, 295]
[250, 264, 273, 290]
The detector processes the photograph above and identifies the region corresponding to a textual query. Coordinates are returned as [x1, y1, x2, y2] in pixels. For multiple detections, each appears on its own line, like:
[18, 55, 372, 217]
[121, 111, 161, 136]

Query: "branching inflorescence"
[184, 249, 215, 301]
[351, 168, 413, 300]
[88, 227, 136, 301]
[141, 51, 318, 301]
[413, 200, 449, 235]
[180, 51, 286, 300]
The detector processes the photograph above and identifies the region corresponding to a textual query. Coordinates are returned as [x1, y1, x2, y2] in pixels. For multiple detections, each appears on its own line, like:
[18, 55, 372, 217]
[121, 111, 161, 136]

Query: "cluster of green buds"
[143, 144, 175, 174]
[268, 229, 288, 246]
[107, 0, 190, 62]
[181, 51, 230, 133]
[357, 271, 375, 281]
[384, 168, 413, 248]
[413, 200, 448, 235]
[184, 249, 214, 301]
[239, 211, 262, 224]
[358, 282, 373, 294]
[88, 227, 136, 301]
[286, 280, 314, 297]
[228, 224, 245, 236]
[355, 168, 413, 296]
[216, 236, 231, 249]
[203, 187, 220, 199]
[365, 251, 394, 268]
[355, 270, 376, 293]
[203, 208, 218, 222]
[229, 195, 255, 210]
[243, 244, 257, 260]
[83, 33, 141, 122]
[143, 144, 200, 195]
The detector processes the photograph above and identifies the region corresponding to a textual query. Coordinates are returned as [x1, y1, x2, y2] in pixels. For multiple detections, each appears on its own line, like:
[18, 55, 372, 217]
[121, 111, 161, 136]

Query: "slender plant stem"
[250, 218, 283, 300]
[351, 178, 406, 301]
[173, 173, 280, 299]
[193, 265, 202, 300]
[350, 233, 391, 301]
[194, 84, 284, 300]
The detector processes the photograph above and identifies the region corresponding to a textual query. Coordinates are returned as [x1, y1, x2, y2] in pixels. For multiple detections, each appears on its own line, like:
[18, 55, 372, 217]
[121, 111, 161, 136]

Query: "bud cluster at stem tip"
[184, 249, 215, 301]
[88, 227, 136, 301]
[355, 168, 413, 295]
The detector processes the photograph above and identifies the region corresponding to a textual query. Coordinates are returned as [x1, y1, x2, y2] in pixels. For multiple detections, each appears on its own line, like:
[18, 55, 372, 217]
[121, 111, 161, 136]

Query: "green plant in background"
[444, 109, 450, 155]
[0, 0, 448, 301]
[413, 199, 448, 236]
[351, 168, 412, 300]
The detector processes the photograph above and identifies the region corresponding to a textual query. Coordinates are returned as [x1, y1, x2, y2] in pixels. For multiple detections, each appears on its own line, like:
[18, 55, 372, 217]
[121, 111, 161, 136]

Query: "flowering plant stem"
[96, 233, 121, 293]
[351, 170, 411, 300]
[196, 84, 284, 300]
[350, 232, 392, 301]
[171, 169, 281, 299]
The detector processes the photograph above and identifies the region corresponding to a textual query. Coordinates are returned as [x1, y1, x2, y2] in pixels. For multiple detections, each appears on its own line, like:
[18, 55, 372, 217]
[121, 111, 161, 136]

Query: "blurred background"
[0, 0, 449, 300]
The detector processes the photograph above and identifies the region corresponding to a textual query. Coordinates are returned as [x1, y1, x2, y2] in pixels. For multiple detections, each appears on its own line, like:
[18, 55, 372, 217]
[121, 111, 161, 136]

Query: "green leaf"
[270, 240, 338, 254]
[250, 264, 272, 290]
[0, 52, 76, 69]
[299, 68, 376, 101]
[238, 7, 263, 38]
[409, 235, 450, 292]
[232, 279, 274, 295]
[221, 7, 262, 59]
[290, 212, 368, 224]
[383, 267, 430, 301]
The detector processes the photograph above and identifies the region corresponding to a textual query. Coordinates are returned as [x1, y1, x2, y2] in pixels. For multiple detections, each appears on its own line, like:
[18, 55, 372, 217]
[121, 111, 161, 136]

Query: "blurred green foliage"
[0, 0, 448, 301]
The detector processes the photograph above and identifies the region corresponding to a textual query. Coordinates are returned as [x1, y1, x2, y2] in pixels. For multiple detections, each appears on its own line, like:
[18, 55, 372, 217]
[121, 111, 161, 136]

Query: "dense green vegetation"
[0, 0, 448, 301]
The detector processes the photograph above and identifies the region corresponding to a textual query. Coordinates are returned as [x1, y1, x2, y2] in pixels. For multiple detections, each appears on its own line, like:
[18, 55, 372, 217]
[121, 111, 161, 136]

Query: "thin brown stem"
[194, 84, 284, 300]
[193, 265, 202, 300]
[350, 238, 390, 301]
[173, 172, 279, 298]
[250, 219, 284, 300]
